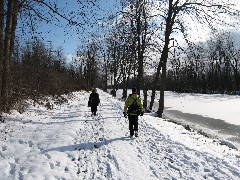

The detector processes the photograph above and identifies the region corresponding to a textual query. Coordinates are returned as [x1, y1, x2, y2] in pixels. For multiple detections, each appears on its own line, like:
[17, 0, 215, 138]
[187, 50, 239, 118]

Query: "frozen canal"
[163, 108, 240, 149]
[116, 89, 240, 150]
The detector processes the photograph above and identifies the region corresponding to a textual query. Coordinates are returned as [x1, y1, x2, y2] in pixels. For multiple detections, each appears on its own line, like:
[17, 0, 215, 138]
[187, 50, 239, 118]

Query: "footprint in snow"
[28, 141, 34, 147]
[18, 139, 24, 144]
[55, 161, 61, 167]
[2, 145, 7, 151]
[9, 163, 17, 175]
[49, 162, 55, 169]
[44, 153, 51, 159]
[64, 166, 69, 172]
[15, 157, 20, 164]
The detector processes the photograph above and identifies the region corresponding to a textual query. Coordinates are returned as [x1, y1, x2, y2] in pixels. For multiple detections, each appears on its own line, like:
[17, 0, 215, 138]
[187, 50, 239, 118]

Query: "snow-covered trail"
[0, 90, 240, 179]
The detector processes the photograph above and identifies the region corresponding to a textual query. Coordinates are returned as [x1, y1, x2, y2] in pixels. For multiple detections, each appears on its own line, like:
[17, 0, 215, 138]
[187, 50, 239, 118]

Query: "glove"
[123, 112, 127, 118]
[140, 112, 144, 116]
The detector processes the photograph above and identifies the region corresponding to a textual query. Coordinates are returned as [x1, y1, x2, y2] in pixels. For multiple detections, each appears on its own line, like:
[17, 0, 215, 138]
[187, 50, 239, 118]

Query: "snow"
[0, 89, 240, 179]
[163, 92, 240, 126]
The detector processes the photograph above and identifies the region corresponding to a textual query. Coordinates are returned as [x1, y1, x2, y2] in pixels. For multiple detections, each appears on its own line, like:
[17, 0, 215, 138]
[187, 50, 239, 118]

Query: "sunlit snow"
[0, 90, 239, 179]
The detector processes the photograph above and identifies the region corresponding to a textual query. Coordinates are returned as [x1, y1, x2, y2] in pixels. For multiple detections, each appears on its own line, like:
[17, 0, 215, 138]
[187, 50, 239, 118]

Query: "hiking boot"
[130, 131, 134, 137]
[135, 131, 138, 137]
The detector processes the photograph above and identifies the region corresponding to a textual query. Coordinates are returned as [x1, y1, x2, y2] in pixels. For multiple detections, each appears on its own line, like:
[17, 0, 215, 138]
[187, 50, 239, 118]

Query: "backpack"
[127, 97, 141, 115]
[90, 94, 99, 106]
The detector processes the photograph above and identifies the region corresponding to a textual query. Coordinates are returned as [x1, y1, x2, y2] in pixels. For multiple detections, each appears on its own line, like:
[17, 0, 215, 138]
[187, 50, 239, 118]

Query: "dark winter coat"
[88, 92, 100, 107]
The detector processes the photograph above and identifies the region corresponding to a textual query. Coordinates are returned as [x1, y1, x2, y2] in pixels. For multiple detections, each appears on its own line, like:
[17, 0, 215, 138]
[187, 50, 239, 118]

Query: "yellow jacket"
[124, 93, 144, 115]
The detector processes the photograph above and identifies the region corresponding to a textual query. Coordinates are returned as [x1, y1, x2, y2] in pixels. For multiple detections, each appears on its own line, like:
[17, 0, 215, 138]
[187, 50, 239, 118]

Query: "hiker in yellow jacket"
[123, 88, 144, 137]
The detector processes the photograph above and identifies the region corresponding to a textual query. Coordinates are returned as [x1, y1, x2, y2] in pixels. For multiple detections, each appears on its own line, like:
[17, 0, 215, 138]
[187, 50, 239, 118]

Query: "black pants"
[91, 106, 97, 116]
[128, 115, 138, 136]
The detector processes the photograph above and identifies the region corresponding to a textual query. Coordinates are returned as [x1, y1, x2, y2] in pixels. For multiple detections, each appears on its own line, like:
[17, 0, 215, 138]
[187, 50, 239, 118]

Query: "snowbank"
[0, 90, 239, 179]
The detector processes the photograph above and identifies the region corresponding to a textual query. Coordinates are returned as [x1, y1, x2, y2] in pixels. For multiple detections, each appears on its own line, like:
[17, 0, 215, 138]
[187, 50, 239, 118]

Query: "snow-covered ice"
[0, 90, 240, 179]
[163, 92, 240, 126]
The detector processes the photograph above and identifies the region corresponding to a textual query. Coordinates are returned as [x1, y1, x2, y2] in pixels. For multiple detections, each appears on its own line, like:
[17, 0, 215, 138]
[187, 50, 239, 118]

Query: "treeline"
[0, 0, 100, 113]
[8, 38, 87, 109]
[1, 0, 239, 118]
[166, 32, 240, 95]
[82, 0, 239, 118]
[116, 32, 240, 95]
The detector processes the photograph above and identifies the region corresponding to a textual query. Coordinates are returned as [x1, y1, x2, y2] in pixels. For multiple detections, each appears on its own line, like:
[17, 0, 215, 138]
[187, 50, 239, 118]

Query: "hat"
[132, 87, 137, 93]
[92, 88, 96, 93]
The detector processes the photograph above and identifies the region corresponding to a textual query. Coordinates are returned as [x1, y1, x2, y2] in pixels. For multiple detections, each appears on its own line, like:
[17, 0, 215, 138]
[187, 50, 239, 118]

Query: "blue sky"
[20, 0, 121, 58]
[17, 0, 240, 60]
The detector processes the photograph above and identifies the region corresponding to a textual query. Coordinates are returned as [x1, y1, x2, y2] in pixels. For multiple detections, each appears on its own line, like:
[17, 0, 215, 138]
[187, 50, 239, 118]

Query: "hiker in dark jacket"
[123, 88, 144, 137]
[88, 88, 100, 116]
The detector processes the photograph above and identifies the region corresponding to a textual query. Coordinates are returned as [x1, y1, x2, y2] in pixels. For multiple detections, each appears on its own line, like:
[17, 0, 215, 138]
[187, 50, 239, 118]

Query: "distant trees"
[207, 32, 240, 94]
[1, 0, 22, 112]
[1, 0, 239, 118]
[0, 0, 99, 113]
[10, 38, 83, 107]
[104, 0, 239, 118]
[75, 40, 101, 91]
[102, 0, 155, 102]
[166, 31, 240, 95]
[0, 0, 4, 114]
[148, 0, 239, 117]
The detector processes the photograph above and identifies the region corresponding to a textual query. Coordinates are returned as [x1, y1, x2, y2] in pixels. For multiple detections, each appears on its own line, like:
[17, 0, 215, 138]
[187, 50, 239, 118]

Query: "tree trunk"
[136, 0, 147, 95]
[103, 53, 108, 92]
[123, 62, 132, 99]
[157, 42, 171, 117]
[2, 0, 15, 112]
[136, 9, 143, 95]
[149, 64, 161, 110]
[0, 0, 4, 112]
[1, 0, 20, 112]
[150, 0, 174, 116]
[143, 85, 148, 110]
[122, 66, 128, 100]
[158, 62, 166, 117]
[10, 1, 19, 61]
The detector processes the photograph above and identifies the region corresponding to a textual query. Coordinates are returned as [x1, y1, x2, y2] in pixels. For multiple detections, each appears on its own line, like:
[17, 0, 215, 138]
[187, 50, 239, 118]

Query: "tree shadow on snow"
[42, 136, 131, 153]
[6, 116, 102, 125]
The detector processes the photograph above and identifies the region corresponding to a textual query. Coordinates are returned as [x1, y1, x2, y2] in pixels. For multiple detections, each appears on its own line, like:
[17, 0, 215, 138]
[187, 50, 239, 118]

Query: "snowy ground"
[116, 90, 240, 149]
[0, 90, 240, 179]
[163, 92, 240, 126]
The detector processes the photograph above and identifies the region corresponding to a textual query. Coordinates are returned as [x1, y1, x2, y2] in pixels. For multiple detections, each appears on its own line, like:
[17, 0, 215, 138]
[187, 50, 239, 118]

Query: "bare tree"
[1, 0, 22, 112]
[0, 0, 4, 113]
[206, 32, 240, 94]
[167, 31, 240, 95]
[150, 0, 239, 117]
[0, 0, 99, 113]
